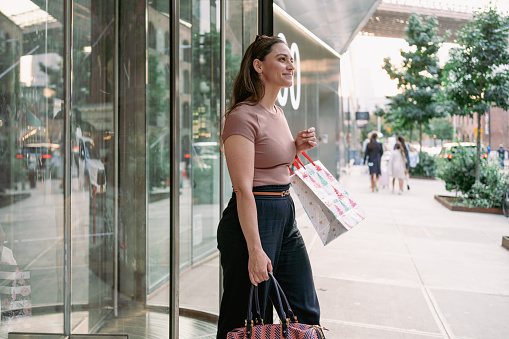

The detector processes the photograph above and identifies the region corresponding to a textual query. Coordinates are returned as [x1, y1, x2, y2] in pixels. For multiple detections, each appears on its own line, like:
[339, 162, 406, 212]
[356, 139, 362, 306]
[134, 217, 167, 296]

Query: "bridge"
[360, 1, 476, 42]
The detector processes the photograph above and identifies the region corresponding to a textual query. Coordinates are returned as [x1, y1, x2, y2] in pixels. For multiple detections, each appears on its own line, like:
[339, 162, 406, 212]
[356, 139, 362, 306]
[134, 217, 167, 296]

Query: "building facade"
[0, 0, 378, 338]
[454, 109, 509, 151]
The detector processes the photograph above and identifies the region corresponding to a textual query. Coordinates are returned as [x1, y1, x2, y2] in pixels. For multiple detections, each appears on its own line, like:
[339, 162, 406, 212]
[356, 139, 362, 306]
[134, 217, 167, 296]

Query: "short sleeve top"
[222, 103, 296, 186]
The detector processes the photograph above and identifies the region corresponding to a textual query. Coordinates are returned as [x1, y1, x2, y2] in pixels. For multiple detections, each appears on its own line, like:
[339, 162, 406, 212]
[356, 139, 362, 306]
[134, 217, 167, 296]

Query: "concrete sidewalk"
[299, 165, 509, 339]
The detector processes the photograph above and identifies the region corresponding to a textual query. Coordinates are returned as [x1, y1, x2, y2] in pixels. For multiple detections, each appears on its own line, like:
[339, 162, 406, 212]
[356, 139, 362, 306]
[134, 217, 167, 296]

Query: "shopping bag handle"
[289, 152, 316, 175]
[300, 151, 316, 166]
[291, 152, 316, 170]
[268, 273, 297, 322]
[246, 283, 263, 326]
[245, 274, 297, 338]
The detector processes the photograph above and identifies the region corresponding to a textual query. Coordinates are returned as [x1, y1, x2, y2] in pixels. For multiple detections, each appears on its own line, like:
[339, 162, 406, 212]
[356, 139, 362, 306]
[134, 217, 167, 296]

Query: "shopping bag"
[290, 152, 366, 245]
[379, 170, 389, 188]
[0, 266, 32, 322]
[227, 273, 326, 339]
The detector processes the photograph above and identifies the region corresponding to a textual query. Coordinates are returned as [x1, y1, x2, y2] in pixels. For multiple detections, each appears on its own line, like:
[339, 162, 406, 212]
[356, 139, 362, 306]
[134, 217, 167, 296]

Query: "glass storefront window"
[146, 1, 171, 306]
[70, 0, 115, 333]
[0, 0, 302, 338]
[0, 1, 65, 336]
[179, 0, 222, 316]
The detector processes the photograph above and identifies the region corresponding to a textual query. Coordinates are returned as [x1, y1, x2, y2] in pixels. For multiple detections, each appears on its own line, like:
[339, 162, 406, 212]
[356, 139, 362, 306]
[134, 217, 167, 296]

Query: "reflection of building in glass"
[0, 0, 383, 337]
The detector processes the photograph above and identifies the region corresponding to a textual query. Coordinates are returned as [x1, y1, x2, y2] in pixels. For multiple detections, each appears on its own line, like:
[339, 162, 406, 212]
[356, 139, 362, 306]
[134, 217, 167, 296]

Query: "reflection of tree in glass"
[191, 30, 240, 142]
[147, 53, 170, 190]
[0, 35, 21, 192]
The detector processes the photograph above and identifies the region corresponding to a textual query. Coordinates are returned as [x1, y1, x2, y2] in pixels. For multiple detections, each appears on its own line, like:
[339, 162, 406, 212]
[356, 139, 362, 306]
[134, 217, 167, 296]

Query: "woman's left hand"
[295, 127, 317, 154]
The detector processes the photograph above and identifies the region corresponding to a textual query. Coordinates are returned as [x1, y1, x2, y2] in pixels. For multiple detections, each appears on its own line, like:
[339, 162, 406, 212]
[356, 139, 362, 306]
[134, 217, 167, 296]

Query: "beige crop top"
[222, 103, 296, 187]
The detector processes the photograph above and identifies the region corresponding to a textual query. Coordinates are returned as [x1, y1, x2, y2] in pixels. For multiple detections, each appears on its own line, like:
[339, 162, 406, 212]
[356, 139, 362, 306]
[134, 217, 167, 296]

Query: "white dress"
[389, 149, 406, 179]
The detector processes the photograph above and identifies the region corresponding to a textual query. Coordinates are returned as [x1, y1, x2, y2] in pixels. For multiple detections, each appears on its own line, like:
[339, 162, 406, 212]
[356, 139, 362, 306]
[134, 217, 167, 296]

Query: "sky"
[346, 36, 455, 113]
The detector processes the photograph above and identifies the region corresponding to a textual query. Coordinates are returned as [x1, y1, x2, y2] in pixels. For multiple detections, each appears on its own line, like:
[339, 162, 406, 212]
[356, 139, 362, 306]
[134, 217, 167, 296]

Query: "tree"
[442, 5, 509, 183]
[425, 117, 453, 144]
[383, 13, 447, 149]
[375, 104, 414, 139]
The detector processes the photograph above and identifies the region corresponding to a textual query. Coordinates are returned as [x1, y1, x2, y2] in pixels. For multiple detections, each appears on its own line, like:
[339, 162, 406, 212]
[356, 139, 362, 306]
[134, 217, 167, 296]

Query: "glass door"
[70, 0, 116, 333]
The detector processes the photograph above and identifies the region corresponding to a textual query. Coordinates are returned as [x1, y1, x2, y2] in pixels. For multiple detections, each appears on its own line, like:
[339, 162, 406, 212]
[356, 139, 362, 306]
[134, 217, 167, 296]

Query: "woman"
[397, 135, 410, 190]
[217, 35, 320, 338]
[389, 142, 407, 195]
[363, 133, 383, 192]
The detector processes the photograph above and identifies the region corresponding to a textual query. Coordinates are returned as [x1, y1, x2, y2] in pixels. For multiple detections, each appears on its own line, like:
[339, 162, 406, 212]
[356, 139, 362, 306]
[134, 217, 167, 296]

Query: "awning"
[274, 0, 382, 55]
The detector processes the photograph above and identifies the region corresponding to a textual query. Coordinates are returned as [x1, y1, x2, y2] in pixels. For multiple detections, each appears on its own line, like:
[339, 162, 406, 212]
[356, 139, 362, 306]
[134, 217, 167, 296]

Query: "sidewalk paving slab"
[296, 165, 509, 339]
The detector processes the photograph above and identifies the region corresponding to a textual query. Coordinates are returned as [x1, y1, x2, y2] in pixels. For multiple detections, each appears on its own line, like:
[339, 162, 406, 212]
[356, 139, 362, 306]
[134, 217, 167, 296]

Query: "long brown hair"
[226, 35, 286, 116]
[368, 133, 378, 150]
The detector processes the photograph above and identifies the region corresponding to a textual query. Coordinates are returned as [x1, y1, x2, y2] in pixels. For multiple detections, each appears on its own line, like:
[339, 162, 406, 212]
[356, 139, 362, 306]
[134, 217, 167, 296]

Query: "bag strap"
[245, 284, 263, 337]
[245, 274, 298, 339]
[301, 151, 315, 166]
[294, 155, 305, 168]
[294, 152, 316, 169]
[268, 273, 296, 322]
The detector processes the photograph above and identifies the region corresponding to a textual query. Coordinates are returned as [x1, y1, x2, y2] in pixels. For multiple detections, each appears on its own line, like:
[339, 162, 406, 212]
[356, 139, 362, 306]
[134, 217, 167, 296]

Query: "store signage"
[277, 33, 301, 110]
[356, 111, 369, 128]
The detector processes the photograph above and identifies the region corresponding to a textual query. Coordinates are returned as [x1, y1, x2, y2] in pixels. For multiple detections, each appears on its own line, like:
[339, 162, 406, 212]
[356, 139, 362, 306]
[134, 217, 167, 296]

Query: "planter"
[503, 236, 509, 251]
[410, 175, 436, 180]
[434, 195, 504, 215]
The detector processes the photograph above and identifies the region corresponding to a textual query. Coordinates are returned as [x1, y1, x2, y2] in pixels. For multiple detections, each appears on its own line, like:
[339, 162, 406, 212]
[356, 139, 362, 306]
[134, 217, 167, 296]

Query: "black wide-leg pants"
[216, 184, 320, 339]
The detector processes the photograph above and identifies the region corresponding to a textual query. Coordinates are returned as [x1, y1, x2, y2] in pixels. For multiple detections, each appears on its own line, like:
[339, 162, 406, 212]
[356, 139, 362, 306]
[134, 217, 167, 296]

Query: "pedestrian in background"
[498, 144, 505, 168]
[364, 133, 383, 192]
[389, 142, 407, 195]
[397, 135, 410, 190]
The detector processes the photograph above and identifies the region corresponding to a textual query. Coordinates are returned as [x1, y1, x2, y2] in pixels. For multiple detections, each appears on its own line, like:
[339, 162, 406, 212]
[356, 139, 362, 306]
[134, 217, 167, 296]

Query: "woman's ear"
[253, 59, 262, 74]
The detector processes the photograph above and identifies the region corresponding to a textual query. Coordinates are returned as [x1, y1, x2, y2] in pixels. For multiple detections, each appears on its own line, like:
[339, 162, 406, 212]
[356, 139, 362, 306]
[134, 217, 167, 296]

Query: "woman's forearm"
[235, 190, 262, 253]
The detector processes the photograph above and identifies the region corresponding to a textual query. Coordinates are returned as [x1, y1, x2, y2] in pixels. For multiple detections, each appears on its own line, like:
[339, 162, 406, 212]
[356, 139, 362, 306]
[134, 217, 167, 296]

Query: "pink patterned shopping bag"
[290, 153, 366, 245]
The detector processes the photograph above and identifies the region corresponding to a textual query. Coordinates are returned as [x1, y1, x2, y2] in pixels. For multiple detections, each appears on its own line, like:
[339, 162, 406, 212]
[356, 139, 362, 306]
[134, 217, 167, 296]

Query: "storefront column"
[258, 0, 273, 35]
[118, 0, 147, 302]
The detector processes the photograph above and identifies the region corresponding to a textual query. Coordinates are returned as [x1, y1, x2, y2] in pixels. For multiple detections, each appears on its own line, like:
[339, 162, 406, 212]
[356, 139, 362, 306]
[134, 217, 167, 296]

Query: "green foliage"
[382, 13, 447, 148]
[442, 5, 509, 182]
[463, 165, 508, 208]
[437, 147, 477, 194]
[147, 53, 170, 126]
[424, 117, 453, 142]
[409, 152, 436, 178]
[437, 146, 508, 207]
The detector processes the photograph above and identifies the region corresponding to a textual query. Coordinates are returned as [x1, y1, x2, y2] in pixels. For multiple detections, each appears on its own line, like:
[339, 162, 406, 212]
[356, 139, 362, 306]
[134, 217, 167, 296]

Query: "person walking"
[363, 133, 383, 192]
[216, 35, 320, 338]
[498, 144, 505, 168]
[397, 135, 411, 190]
[389, 142, 407, 195]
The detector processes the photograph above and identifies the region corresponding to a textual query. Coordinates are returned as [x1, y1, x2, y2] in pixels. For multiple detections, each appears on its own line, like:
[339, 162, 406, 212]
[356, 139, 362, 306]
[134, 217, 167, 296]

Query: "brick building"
[455, 107, 509, 151]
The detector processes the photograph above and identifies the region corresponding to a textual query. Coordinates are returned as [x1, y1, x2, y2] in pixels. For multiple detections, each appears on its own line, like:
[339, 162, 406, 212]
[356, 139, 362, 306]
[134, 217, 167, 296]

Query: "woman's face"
[255, 43, 295, 88]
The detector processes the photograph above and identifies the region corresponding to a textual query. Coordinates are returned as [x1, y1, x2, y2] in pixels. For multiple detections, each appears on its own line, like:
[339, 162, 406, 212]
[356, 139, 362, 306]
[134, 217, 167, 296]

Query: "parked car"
[75, 128, 106, 195]
[439, 142, 488, 160]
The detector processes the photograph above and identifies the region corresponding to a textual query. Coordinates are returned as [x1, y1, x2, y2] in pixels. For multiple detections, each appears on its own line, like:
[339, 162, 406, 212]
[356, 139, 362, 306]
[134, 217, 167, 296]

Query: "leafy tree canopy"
[382, 13, 447, 147]
[442, 5, 509, 182]
[443, 6, 509, 116]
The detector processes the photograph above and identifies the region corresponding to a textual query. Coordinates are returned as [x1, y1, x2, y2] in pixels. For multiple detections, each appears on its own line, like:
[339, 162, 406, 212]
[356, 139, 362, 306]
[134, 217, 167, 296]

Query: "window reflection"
[178, 0, 224, 316]
[0, 0, 64, 336]
[147, 2, 171, 305]
[70, 0, 115, 333]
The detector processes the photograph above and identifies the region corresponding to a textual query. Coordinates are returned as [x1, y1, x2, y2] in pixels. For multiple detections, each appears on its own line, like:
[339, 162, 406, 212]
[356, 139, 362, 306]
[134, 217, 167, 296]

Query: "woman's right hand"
[248, 247, 273, 286]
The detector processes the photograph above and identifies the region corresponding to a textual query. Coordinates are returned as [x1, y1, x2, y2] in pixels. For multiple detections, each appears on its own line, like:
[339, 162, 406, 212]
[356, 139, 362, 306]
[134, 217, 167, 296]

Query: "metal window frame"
[63, 0, 72, 335]
[258, 0, 273, 35]
[169, 0, 180, 337]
